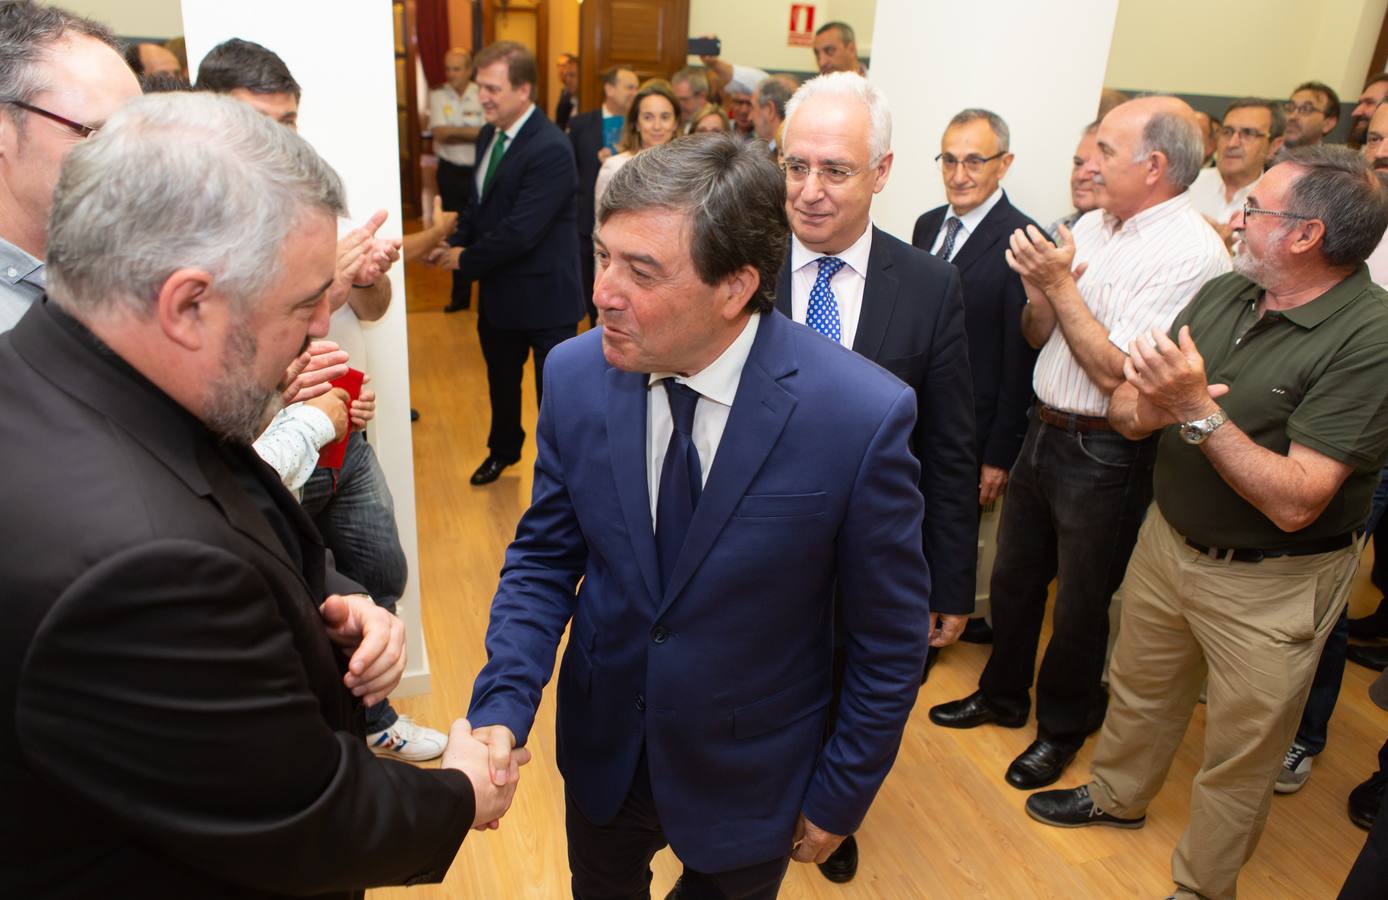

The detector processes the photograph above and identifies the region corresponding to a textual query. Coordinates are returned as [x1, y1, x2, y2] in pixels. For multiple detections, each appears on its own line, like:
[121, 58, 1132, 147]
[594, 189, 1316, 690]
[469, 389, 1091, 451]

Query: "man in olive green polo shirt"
[1024, 146, 1388, 900]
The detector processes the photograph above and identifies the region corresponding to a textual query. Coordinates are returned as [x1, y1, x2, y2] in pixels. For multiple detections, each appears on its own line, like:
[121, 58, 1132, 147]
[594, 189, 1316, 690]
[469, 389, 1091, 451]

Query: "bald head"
[443, 48, 471, 93]
[137, 43, 181, 77]
[1091, 95, 1205, 221]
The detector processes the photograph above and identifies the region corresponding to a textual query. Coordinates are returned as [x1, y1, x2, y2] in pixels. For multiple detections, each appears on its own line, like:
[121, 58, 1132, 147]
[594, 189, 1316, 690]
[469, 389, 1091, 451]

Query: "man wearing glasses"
[0, 3, 140, 334]
[931, 97, 1231, 792]
[772, 71, 977, 884]
[1284, 81, 1341, 149]
[1028, 146, 1388, 900]
[1188, 98, 1285, 245]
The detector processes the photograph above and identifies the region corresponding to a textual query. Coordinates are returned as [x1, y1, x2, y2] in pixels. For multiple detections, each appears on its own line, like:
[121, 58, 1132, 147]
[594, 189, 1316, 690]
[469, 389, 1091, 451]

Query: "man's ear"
[154, 268, 216, 351]
[720, 265, 760, 320]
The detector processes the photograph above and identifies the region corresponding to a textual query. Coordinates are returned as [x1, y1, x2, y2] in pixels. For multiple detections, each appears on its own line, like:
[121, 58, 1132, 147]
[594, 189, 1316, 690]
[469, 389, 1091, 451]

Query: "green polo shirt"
[1155, 265, 1388, 549]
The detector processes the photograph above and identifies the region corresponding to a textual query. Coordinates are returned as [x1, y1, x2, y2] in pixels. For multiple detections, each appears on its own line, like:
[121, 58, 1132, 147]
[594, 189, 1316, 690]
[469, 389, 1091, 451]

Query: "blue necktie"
[807, 256, 847, 343]
[656, 380, 702, 591]
[936, 216, 963, 261]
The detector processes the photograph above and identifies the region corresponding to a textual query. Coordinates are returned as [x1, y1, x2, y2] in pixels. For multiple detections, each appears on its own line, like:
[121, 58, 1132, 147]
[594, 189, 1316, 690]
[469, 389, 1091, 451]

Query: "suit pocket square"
[733, 492, 827, 518]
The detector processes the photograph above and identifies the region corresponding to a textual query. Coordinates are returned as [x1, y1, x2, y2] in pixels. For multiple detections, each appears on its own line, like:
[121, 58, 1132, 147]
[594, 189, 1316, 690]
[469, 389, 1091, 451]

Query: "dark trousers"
[579, 234, 597, 327]
[1339, 737, 1388, 899]
[437, 158, 474, 308]
[978, 413, 1157, 743]
[566, 750, 790, 900]
[478, 315, 576, 462]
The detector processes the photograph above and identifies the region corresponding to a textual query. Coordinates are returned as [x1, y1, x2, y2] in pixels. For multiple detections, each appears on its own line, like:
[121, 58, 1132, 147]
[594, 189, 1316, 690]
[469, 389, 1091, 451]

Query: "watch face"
[1180, 424, 1205, 445]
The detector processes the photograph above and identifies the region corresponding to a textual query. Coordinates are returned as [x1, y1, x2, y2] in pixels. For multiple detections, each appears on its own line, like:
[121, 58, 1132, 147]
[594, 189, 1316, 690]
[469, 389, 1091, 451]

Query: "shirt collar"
[1278, 265, 1375, 330]
[502, 103, 536, 141]
[647, 312, 760, 407]
[0, 236, 44, 287]
[1100, 190, 1192, 238]
[949, 187, 1004, 233]
[790, 221, 875, 279]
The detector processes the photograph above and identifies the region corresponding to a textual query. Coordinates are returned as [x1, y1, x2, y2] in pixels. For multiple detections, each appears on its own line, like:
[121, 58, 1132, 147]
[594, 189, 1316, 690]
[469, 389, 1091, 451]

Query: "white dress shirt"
[1369, 233, 1388, 287]
[1032, 192, 1231, 416]
[0, 237, 43, 335]
[1187, 166, 1258, 226]
[645, 313, 760, 526]
[428, 82, 485, 168]
[928, 187, 1004, 261]
[475, 103, 536, 198]
[789, 225, 874, 348]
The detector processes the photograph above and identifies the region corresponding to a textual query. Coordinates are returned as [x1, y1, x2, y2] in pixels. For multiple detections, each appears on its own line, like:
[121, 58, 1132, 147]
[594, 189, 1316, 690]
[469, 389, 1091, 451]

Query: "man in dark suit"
[568, 65, 639, 326]
[912, 108, 1041, 642]
[775, 71, 977, 884]
[2, 91, 522, 898]
[429, 42, 586, 485]
[464, 135, 931, 898]
[554, 52, 579, 131]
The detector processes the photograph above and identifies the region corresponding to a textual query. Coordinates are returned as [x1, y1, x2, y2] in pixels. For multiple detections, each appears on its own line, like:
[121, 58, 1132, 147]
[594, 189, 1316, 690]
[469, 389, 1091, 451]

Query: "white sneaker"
[1275, 742, 1313, 794]
[366, 715, 446, 761]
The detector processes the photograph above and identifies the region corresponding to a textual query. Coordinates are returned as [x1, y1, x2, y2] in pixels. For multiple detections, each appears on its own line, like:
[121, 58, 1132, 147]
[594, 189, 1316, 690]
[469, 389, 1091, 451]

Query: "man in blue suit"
[429, 42, 586, 485]
[465, 135, 932, 897]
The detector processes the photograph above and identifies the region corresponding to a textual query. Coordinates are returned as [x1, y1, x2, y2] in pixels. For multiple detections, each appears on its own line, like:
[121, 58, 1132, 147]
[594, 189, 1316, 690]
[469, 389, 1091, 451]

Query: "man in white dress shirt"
[930, 96, 1231, 791]
[430, 48, 485, 312]
[1188, 98, 1284, 246]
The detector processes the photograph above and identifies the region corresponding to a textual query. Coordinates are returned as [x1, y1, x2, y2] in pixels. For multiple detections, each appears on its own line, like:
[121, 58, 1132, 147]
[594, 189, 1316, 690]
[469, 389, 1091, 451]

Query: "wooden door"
[482, 0, 550, 115]
[394, 0, 422, 219]
[579, 0, 690, 112]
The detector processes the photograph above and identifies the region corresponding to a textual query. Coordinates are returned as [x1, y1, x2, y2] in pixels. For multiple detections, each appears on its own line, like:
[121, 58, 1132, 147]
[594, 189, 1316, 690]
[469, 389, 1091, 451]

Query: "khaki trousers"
[1086, 506, 1359, 900]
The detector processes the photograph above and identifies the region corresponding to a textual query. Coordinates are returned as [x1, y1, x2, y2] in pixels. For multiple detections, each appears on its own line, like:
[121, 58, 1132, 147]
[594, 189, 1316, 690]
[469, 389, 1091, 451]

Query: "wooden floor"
[372, 255, 1386, 899]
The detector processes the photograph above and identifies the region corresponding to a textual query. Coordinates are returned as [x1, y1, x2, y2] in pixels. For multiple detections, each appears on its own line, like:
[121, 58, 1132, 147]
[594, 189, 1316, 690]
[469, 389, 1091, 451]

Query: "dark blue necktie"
[936, 216, 963, 261]
[807, 256, 846, 343]
[656, 380, 702, 591]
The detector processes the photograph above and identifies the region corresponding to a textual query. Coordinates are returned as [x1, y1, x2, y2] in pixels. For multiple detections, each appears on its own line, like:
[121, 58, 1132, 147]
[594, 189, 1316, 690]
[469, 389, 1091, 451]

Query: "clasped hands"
[1006, 223, 1086, 295]
[1124, 324, 1229, 428]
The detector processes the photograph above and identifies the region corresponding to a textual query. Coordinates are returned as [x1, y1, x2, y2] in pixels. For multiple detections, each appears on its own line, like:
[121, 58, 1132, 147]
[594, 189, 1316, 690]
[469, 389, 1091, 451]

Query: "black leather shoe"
[470, 456, 514, 485]
[1349, 604, 1388, 640]
[1348, 643, 1388, 671]
[817, 833, 857, 883]
[929, 690, 1027, 729]
[960, 617, 994, 644]
[1006, 738, 1082, 789]
[1349, 774, 1386, 830]
[1025, 785, 1146, 829]
[443, 300, 470, 313]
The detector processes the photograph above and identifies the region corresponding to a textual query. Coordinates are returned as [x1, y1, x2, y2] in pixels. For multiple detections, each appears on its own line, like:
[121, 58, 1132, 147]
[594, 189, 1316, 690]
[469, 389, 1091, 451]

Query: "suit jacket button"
[635, 692, 646, 711]
[651, 625, 669, 644]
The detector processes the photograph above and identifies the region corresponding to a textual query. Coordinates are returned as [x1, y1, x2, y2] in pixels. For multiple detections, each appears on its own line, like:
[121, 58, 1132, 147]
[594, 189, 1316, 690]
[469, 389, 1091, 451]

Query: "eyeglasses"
[780, 160, 869, 186]
[935, 151, 1006, 174]
[1218, 126, 1270, 141]
[1, 99, 99, 138]
[1241, 201, 1313, 222]
[1284, 101, 1328, 117]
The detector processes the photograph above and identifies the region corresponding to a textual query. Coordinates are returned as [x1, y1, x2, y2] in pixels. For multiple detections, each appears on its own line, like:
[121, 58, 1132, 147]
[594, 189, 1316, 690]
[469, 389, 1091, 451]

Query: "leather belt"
[1036, 402, 1115, 433]
[1184, 531, 1357, 563]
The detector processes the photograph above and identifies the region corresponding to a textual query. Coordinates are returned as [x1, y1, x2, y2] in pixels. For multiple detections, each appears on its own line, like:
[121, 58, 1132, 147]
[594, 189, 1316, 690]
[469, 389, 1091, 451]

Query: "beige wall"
[688, 0, 876, 72]
[447, 0, 472, 53]
[65, 0, 183, 37]
[1104, 0, 1387, 98]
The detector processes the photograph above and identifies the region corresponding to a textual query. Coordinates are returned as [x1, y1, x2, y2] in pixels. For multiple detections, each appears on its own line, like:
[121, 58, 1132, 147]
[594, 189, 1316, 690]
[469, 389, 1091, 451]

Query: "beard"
[202, 320, 284, 445]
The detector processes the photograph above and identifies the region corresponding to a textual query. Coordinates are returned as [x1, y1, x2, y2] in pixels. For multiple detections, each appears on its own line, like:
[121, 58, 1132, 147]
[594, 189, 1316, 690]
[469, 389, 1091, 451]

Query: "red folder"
[316, 367, 365, 470]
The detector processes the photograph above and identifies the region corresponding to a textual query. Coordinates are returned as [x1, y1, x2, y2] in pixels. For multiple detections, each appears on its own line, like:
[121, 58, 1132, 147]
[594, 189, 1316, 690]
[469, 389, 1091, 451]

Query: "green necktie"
[482, 131, 509, 196]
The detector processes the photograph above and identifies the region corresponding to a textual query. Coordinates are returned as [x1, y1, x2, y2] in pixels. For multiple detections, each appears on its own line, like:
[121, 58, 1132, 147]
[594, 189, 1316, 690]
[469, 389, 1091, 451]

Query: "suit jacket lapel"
[480, 110, 541, 207]
[919, 209, 945, 252]
[657, 314, 798, 618]
[605, 366, 662, 605]
[948, 193, 1014, 274]
[851, 227, 897, 361]
[774, 249, 793, 318]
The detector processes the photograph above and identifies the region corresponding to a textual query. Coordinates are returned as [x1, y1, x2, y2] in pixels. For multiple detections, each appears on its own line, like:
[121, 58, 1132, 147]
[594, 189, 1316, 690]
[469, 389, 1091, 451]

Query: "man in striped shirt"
[929, 96, 1230, 791]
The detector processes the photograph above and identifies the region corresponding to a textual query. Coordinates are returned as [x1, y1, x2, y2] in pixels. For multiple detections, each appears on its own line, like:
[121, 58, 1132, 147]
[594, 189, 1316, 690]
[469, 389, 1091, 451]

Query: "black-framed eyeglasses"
[1241, 201, 1313, 222]
[935, 151, 1006, 174]
[1284, 101, 1328, 117]
[1218, 126, 1270, 141]
[780, 159, 869, 187]
[2, 99, 100, 138]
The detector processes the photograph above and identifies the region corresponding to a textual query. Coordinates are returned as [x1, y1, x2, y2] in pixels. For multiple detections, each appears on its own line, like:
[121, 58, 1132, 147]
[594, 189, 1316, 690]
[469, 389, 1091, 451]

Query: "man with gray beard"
[1027, 146, 1388, 900]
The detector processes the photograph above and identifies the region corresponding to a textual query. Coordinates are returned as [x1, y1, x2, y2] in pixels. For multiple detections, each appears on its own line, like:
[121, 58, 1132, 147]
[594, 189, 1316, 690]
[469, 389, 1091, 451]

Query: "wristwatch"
[1179, 408, 1229, 445]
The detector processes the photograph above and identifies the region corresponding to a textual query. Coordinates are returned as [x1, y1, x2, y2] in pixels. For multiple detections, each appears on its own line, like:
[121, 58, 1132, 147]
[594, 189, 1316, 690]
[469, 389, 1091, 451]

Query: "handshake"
[443, 721, 529, 830]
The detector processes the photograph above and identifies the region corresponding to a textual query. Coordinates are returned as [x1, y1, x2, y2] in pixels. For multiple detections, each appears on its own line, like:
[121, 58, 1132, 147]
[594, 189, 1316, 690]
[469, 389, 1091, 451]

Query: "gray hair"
[671, 66, 708, 97]
[0, 1, 118, 127]
[1136, 110, 1205, 188]
[755, 75, 795, 120]
[816, 21, 855, 44]
[1281, 145, 1388, 266]
[948, 108, 1010, 152]
[783, 71, 891, 163]
[1224, 97, 1286, 140]
[597, 133, 788, 314]
[46, 92, 346, 318]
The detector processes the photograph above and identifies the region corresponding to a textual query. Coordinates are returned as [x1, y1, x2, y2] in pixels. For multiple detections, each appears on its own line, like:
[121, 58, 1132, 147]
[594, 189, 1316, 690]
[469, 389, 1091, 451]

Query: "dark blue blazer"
[912, 192, 1040, 472]
[776, 227, 978, 616]
[452, 107, 585, 330]
[567, 108, 606, 242]
[468, 311, 931, 871]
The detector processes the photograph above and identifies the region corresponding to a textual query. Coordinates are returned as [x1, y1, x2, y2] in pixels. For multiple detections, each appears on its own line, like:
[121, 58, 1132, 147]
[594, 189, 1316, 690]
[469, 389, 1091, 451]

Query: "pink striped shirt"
[1033, 192, 1231, 416]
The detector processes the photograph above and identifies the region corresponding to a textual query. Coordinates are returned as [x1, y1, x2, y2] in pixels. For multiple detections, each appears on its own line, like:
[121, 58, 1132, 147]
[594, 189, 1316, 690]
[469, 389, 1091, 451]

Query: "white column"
[867, 0, 1120, 237]
[181, 1, 431, 696]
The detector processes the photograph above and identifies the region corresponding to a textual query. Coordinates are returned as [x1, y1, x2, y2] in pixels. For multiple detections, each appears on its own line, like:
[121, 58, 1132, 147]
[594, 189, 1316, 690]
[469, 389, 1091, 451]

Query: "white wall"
[869, 0, 1119, 239]
[180, 0, 431, 696]
[63, 0, 183, 37]
[688, 0, 876, 72]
